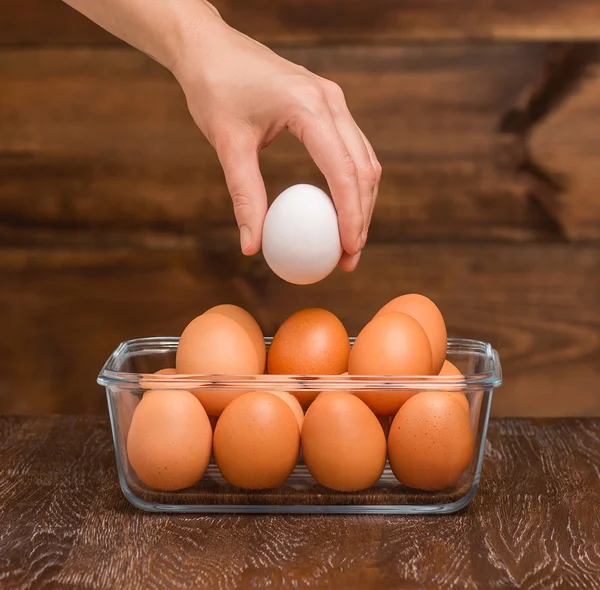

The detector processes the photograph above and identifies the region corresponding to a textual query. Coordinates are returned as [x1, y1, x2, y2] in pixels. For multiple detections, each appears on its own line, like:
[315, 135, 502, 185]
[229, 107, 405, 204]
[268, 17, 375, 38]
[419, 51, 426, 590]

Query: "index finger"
[287, 112, 364, 256]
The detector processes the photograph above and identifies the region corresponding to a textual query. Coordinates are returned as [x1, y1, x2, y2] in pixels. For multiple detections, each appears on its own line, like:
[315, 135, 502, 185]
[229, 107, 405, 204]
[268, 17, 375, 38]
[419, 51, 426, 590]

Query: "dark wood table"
[1, 416, 599, 589]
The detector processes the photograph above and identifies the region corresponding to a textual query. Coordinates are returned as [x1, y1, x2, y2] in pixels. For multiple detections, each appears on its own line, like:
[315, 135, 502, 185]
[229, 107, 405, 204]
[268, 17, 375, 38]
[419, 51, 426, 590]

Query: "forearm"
[62, 0, 379, 266]
[62, 0, 222, 71]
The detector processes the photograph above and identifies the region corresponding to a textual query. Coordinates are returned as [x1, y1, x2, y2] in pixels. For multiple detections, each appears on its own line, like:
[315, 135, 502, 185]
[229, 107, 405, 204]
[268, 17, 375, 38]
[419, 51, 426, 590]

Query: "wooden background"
[1, 1, 599, 417]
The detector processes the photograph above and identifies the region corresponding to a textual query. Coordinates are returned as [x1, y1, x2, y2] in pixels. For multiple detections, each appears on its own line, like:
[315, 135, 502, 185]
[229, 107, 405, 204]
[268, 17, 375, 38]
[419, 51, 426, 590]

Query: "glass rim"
[97, 336, 502, 391]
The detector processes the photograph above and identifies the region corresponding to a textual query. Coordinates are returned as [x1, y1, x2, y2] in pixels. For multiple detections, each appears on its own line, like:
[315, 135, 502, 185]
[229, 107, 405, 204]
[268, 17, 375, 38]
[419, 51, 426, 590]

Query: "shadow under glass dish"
[98, 337, 502, 514]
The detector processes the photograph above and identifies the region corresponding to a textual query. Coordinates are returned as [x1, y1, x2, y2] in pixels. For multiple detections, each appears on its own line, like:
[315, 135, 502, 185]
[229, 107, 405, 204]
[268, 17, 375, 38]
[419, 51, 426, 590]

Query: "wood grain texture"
[496, 43, 600, 240]
[527, 58, 600, 241]
[2, 14, 600, 421]
[0, 44, 572, 243]
[0, 243, 598, 417]
[0, 416, 599, 589]
[3, 0, 600, 45]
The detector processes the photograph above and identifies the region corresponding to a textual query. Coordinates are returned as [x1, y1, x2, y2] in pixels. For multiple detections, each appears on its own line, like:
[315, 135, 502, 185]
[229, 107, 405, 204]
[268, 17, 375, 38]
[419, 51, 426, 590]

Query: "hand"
[173, 17, 381, 271]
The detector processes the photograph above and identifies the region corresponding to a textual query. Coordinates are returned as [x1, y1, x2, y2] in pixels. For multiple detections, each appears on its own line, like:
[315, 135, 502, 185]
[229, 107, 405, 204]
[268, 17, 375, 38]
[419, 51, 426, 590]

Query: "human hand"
[172, 12, 381, 271]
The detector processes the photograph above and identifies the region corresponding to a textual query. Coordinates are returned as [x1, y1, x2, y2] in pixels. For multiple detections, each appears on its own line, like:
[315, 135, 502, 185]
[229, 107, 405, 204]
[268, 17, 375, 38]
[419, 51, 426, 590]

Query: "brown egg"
[290, 390, 320, 409]
[376, 294, 447, 374]
[267, 308, 350, 375]
[388, 391, 474, 491]
[176, 314, 260, 415]
[349, 312, 433, 376]
[301, 391, 387, 491]
[439, 360, 462, 377]
[127, 389, 212, 491]
[117, 391, 140, 444]
[177, 313, 260, 375]
[266, 390, 304, 432]
[140, 367, 178, 390]
[377, 415, 391, 438]
[353, 389, 418, 417]
[204, 304, 266, 373]
[193, 388, 246, 417]
[437, 360, 470, 413]
[449, 393, 470, 414]
[213, 391, 300, 489]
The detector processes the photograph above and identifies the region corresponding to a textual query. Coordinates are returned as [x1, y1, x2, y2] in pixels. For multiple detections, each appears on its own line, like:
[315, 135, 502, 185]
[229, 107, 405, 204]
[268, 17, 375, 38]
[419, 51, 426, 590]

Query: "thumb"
[217, 139, 268, 256]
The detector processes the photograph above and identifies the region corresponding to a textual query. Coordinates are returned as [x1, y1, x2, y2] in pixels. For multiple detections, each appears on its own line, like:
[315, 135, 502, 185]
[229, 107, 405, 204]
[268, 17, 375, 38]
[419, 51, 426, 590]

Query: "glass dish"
[98, 337, 502, 514]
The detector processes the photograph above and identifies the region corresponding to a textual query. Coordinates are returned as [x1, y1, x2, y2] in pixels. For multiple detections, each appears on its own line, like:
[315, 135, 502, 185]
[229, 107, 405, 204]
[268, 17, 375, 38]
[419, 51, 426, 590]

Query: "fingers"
[217, 137, 268, 256]
[338, 250, 362, 273]
[287, 93, 364, 256]
[330, 113, 376, 246]
[321, 79, 381, 247]
[215, 75, 380, 272]
[357, 128, 382, 234]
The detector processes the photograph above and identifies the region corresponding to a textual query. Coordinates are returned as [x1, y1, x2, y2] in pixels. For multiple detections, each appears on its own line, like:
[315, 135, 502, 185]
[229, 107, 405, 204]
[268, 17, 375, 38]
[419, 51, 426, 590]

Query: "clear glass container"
[98, 337, 502, 514]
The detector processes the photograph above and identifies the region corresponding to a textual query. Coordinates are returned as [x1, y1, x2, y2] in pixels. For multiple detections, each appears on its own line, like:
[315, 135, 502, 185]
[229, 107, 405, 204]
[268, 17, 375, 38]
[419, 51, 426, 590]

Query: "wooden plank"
[3, 0, 600, 45]
[1, 416, 599, 589]
[0, 44, 569, 242]
[525, 59, 600, 241]
[0, 242, 598, 417]
[493, 43, 600, 241]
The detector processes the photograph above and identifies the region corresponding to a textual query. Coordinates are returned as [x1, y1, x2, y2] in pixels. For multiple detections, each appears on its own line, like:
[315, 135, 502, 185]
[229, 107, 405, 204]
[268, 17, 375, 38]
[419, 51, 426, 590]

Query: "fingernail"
[351, 250, 362, 269]
[356, 234, 365, 252]
[240, 225, 252, 254]
[361, 228, 368, 247]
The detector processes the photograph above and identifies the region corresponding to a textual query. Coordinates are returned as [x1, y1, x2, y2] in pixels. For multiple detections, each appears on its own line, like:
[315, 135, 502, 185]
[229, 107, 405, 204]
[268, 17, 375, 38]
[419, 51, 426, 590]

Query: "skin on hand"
[172, 10, 381, 272]
[61, 0, 381, 272]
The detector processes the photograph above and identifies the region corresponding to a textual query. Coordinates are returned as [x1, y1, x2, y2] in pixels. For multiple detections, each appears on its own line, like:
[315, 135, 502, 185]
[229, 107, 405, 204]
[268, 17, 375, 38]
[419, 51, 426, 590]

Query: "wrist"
[167, 0, 227, 78]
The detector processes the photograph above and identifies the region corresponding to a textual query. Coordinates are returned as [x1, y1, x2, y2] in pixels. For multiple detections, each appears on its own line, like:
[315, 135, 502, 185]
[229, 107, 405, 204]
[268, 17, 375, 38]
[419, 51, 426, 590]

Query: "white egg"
[262, 184, 342, 285]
